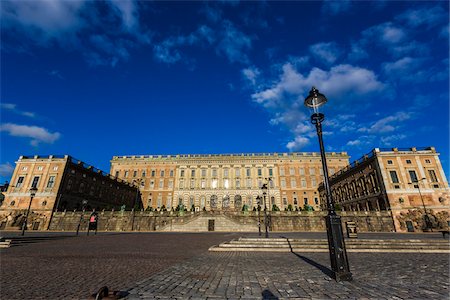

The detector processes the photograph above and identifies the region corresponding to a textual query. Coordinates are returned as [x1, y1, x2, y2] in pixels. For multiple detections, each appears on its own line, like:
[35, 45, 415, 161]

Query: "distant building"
[318, 147, 450, 232]
[110, 152, 349, 211]
[0, 155, 138, 230]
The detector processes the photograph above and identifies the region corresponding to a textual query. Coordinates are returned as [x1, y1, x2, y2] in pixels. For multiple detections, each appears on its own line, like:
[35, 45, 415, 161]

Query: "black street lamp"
[21, 186, 37, 236]
[261, 183, 269, 238]
[76, 200, 88, 236]
[256, 195, 262, 236]
[304, 86, 352, 282]
[409, 178, 432, 231]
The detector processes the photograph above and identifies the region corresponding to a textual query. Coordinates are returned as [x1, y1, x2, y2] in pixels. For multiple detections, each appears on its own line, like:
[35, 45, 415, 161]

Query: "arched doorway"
[234, 195, 242, 209]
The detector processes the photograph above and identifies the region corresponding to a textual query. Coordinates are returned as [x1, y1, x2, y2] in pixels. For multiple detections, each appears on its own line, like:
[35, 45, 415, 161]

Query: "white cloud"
[309, 42, 342, 65]
[0, 163, 14, 178]
[0, 123, 61, 146]
[321, 0, 351, 15]
[153, 25, 215, 64]
[381, 134, 407, 146]
[216, 20, 252, 64]
[286, 136, 310, 151]
[252, 63, 384, 108]
[242, 67, 260, 85]
[382, 57, 424, 74]
[397, 5, 447, 28]
[1, 0, 150, 67]
[1, 103, 36, 118]
[358, 112, 411, 134]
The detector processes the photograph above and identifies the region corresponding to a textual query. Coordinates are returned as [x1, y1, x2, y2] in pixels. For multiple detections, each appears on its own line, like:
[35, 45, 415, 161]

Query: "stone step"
[210, 237, 450, 253]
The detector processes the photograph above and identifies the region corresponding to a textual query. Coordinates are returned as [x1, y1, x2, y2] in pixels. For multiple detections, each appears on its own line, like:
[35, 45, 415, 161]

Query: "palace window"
[309, 168, 315, 175]
[269, 168, 273, 176]
[387, 160, 393, 165]
[299, 168, 305, 175]
[180, 170, 185, 177]
[151, 170, 156, 177]
[190, 179, 195, 189]
[224, 179, 229, 189]
[311, 178, 317, 187]
[280, 168, 285, 176]
[142, 171, 146, 177]
[283, 197, 287, 205]
[124, 171, 129, 178]
[150, 180, 155, 188]
[31, 176, 40, 188]
[16, 176, 25, 188]
[224, 169, 229, 177]
[201, 169, 207, 177]
[211, 179, 218, 189]
[191, 169, 195, 177]
[115, 171, 119, 177]
[389, 171, 399, 183]
[330, 168, 335, 175]
[161, 170, 165, 177]
[168, 180, 173, 188]
[201, 180, 206, 189]
[159, 180, 164, 189]
[281, 179, 286, 188]
[246, 179, 252, 188]
[53, 166, 58, 171]
[47, 176, 56, 188]
[291, 179, 297, 188]
[212, 169, 218, 177]
[258, 179, 262, 188]
[235, 179, 240, 188]
[304, 198, 308, 205]
[289, 168, 295, 175]
[22, 166, 28, 171]
[425, 159, 431, 164]
[314, 198, 319, 205]
[169, 170, 174, 177]
[408, 170, 418, 183]
[179, 180, 184, 189]
[235, 168, 240, 177]
[257, 168, 262, 176]
[428, 170, 438, 182]
[406, 160, 412, 164]
[133, 170, 137, 177]
[246, 168, 251, 177]
[301, 179, 306, 187]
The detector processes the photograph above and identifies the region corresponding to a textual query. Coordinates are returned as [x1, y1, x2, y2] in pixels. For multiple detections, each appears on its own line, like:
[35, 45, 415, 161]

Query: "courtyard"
[0, 232, 449, 299]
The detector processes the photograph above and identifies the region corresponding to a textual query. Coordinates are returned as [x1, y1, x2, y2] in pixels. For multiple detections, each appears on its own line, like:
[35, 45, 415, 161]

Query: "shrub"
[242, 204, 249, 212]
[287, 204, 293, 211]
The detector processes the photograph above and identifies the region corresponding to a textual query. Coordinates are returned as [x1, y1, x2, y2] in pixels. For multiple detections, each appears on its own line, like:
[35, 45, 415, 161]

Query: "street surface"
[0, 232, 448, 299]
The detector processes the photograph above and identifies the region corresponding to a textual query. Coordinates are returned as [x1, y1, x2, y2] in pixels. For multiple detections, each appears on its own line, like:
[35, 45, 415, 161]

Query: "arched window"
[210, 195, 217, 208]
[234, 195, 242, 208]
[222, 195, 230, 208]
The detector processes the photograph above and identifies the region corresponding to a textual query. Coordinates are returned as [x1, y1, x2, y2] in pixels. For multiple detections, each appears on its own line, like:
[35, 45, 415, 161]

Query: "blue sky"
[1, 0, 449, 183]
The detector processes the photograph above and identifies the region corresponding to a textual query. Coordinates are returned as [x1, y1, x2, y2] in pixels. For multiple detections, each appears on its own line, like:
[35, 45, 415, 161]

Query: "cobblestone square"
[1, 232, 449, 299]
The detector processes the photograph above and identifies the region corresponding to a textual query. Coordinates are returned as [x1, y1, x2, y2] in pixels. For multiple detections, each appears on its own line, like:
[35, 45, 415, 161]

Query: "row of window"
[15, 175, 56, 189]
[20, 165, 59, 171]
[387, 158, 433, 165]
[118, 169, 175, 178]
[389, 169, 439, 184]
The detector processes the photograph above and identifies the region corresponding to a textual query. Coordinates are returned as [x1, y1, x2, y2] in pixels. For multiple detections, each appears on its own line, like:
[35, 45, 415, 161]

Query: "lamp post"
[21, 187, 37, 236]
[261, 183, 269, 238]
[304, 86, 352, 282]
[409, 178, 432, 231]
[256, 195, 262, 236]
[76, 200, 88, 236]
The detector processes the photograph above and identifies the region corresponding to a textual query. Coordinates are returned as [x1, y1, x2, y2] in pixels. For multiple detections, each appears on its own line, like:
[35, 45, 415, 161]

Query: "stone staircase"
[160, 213, 257, 232]
[0, 235, 75, 249]
[209, 237, 450, 253]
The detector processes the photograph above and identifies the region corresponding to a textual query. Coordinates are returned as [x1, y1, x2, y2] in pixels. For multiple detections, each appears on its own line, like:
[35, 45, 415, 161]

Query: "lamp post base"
[325, 214, 352, 282]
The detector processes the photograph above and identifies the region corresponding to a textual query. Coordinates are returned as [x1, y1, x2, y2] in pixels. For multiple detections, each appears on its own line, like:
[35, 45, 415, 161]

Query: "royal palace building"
[318, 147, 450, 231]
[0, 155, 137, 230]
[110, 152, 349, 211]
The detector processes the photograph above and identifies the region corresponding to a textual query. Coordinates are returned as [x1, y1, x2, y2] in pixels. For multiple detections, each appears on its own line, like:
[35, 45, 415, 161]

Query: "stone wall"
[41, 210, 395, 232]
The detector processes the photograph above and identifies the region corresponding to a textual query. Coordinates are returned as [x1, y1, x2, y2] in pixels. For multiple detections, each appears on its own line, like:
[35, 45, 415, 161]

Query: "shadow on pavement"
[282, 236, 334, 279]
[262, 289, 279, 299]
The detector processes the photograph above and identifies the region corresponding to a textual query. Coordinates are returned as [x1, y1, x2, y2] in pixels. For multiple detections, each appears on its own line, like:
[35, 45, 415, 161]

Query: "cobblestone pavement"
[1, 232, 449, 299]
[0, 232, 241, 299]
[125, 251, 449, 299]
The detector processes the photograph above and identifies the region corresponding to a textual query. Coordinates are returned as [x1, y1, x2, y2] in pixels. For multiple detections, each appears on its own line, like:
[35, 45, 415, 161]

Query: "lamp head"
[304, 86, 327, 113]
[30, 186, 38, 197]
[261, 183, 268, 191]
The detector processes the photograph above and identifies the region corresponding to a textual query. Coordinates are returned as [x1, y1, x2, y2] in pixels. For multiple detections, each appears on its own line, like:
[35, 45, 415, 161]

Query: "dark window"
[269, 168, 273, 176]
[408, 170, 418, 183]
[115, 171, 119, 177]
[389, 171, 399, 183]
[387, 160, 393, 164]
[133, 171, 137, 177]
[406, 159, 412, 164]
[31, 176, 40, 188]
[151, 170, 156, 177]
[47, 176, 56, 188]
[428, 170, 438, 182]
[16, 176, 25, 188]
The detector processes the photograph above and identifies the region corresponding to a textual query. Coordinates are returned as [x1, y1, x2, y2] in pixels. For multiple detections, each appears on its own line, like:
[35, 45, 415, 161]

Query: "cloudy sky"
[1, 0, 449, 182]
